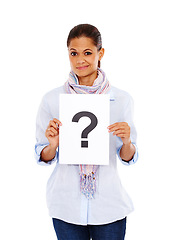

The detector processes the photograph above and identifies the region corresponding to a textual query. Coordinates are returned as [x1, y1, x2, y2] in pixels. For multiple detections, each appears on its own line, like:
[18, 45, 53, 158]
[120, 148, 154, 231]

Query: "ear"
[98, 48, 105, 61]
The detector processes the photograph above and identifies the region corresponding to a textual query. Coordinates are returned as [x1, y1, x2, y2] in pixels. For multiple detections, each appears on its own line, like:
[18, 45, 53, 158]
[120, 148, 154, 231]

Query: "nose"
[76, 55, 85, 64]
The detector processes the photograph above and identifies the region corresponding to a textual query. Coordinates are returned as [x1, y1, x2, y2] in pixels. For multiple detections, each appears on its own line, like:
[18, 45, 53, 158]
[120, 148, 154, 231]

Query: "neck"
[78, 70, 98, 86]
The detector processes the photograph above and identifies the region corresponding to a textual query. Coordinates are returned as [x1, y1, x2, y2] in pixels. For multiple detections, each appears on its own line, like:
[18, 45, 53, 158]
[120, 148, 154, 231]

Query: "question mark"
[72, 111, 98, 148]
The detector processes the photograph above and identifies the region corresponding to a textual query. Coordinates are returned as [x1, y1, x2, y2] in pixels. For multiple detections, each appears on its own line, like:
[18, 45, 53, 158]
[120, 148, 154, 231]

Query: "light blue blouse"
[35, 85, 138, 226]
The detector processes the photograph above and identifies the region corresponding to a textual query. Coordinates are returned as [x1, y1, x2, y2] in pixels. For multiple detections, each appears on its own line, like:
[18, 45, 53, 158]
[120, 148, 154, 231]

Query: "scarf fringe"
[80, 171, 97, 199]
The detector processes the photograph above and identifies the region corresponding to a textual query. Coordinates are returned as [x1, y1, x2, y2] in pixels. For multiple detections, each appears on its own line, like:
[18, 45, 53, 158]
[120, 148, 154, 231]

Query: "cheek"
[90, 55, 99, 65]
[69, 57, 76, 67]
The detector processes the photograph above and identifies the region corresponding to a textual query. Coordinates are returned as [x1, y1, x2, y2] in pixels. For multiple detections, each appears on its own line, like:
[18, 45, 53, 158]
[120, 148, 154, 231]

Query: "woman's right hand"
[45, 118, 62, 149]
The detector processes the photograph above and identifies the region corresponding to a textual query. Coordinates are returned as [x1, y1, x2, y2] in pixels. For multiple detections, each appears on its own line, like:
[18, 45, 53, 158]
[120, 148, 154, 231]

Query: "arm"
[41, 118, 62, 162]
[120, 140, 136, 162]
[41, 145, 58, 162]
[35, 94, 61, 165]
[108, 122, 136, 162]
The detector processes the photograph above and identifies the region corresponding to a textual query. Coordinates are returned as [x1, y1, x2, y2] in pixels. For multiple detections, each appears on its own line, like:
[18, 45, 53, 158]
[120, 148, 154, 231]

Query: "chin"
[76, 68, 97, 77]
[75, 69, 89, 76]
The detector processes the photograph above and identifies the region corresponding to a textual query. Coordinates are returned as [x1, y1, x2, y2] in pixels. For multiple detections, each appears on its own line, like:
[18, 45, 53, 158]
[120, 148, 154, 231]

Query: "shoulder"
[42, 86, 65, 104]
[44, 86, 65, 99]
[109, 86, 135, 120]
[39, 86, 66, 116]
[110, 86, 133, 104]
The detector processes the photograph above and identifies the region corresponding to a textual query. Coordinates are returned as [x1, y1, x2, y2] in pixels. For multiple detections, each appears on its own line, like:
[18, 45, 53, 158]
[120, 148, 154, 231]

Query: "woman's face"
[68, 37, 104, 84]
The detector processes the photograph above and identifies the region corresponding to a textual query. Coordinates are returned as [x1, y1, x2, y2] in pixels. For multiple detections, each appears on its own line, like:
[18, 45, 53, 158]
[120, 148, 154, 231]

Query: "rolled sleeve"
[35, 143, 58, 166]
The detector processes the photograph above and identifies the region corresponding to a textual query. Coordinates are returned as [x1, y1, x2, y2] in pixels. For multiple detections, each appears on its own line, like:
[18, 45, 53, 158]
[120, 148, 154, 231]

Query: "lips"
[76, 65, 89, 70]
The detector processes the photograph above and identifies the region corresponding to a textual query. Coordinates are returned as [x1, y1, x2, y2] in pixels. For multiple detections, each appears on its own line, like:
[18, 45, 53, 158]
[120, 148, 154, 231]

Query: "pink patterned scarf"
[64, 68, 110, 199]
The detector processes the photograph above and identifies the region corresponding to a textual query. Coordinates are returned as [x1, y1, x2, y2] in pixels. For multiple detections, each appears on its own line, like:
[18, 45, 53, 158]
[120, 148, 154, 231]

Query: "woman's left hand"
[107, 122, 131, 145]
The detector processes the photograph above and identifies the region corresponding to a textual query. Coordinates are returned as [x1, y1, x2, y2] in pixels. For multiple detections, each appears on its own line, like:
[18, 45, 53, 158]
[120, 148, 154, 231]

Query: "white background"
[0, 0, 176, 239]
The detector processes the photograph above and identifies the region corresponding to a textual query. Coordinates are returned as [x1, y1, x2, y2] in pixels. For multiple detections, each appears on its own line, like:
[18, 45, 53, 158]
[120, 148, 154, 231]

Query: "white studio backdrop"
[0, 0, 176, 239]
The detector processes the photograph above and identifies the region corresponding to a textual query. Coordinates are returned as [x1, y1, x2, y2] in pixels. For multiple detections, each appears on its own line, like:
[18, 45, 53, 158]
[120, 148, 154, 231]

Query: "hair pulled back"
[67, 24, 102, 67]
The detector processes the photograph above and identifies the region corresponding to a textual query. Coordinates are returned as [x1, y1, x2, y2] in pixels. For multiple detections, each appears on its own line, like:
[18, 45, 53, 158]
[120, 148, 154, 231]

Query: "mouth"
[76, 65, 89, 70]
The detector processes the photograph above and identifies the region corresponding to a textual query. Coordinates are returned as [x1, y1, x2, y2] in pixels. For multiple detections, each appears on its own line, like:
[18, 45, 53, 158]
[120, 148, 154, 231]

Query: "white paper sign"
[59, 94, 109, 165]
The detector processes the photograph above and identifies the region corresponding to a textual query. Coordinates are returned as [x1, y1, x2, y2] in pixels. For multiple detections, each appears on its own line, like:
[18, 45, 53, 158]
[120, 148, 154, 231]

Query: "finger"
[53, 118, 62, 126]
[48, 120, 58, 129]
[107, 123, 120, 129]
[45, 129, 55, 138]
[115, 131, 130, 138]
[48, 131, 55, 137]
[45, 127, 59, 138]
[48, 126, 59, 135]
[108, 122, 127, 130]
[48, 120, 61, 130]
[116, 134, 128, 138]
[112, 129, 126, 136]
[108, 126, 126, 133]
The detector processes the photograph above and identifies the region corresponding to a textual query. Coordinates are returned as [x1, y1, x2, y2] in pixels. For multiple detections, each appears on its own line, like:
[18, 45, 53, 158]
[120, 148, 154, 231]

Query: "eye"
[85, 51, 92, 56]
[70, 52, 77, 56]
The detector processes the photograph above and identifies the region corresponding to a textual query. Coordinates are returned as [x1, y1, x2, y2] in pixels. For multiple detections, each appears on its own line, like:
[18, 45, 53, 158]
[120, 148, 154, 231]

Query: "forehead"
[68, 37, 97, 50]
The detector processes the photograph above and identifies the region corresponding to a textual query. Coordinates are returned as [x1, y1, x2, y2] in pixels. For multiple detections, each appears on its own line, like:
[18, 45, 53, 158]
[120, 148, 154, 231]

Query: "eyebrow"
[69, 48, 93, 52]
[83, 48, 93, 52]
[69, 48, 77, 51]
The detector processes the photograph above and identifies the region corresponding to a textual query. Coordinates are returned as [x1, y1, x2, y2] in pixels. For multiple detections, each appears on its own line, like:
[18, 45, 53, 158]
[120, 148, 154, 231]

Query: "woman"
[35, 24, 138, 240]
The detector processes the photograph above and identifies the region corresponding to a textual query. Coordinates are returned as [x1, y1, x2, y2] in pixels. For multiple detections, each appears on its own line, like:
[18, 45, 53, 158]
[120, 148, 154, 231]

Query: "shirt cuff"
[117, 143, 138, 166]
[35, 144, 58, 166]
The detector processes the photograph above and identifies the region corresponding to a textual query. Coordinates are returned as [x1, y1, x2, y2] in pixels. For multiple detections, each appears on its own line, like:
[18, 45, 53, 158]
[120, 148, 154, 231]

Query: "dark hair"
[67, 24, 102, 67]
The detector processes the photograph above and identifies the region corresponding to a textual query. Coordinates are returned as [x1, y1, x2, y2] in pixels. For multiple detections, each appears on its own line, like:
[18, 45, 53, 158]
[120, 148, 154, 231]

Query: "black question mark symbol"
[72, 111, 98, 148]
